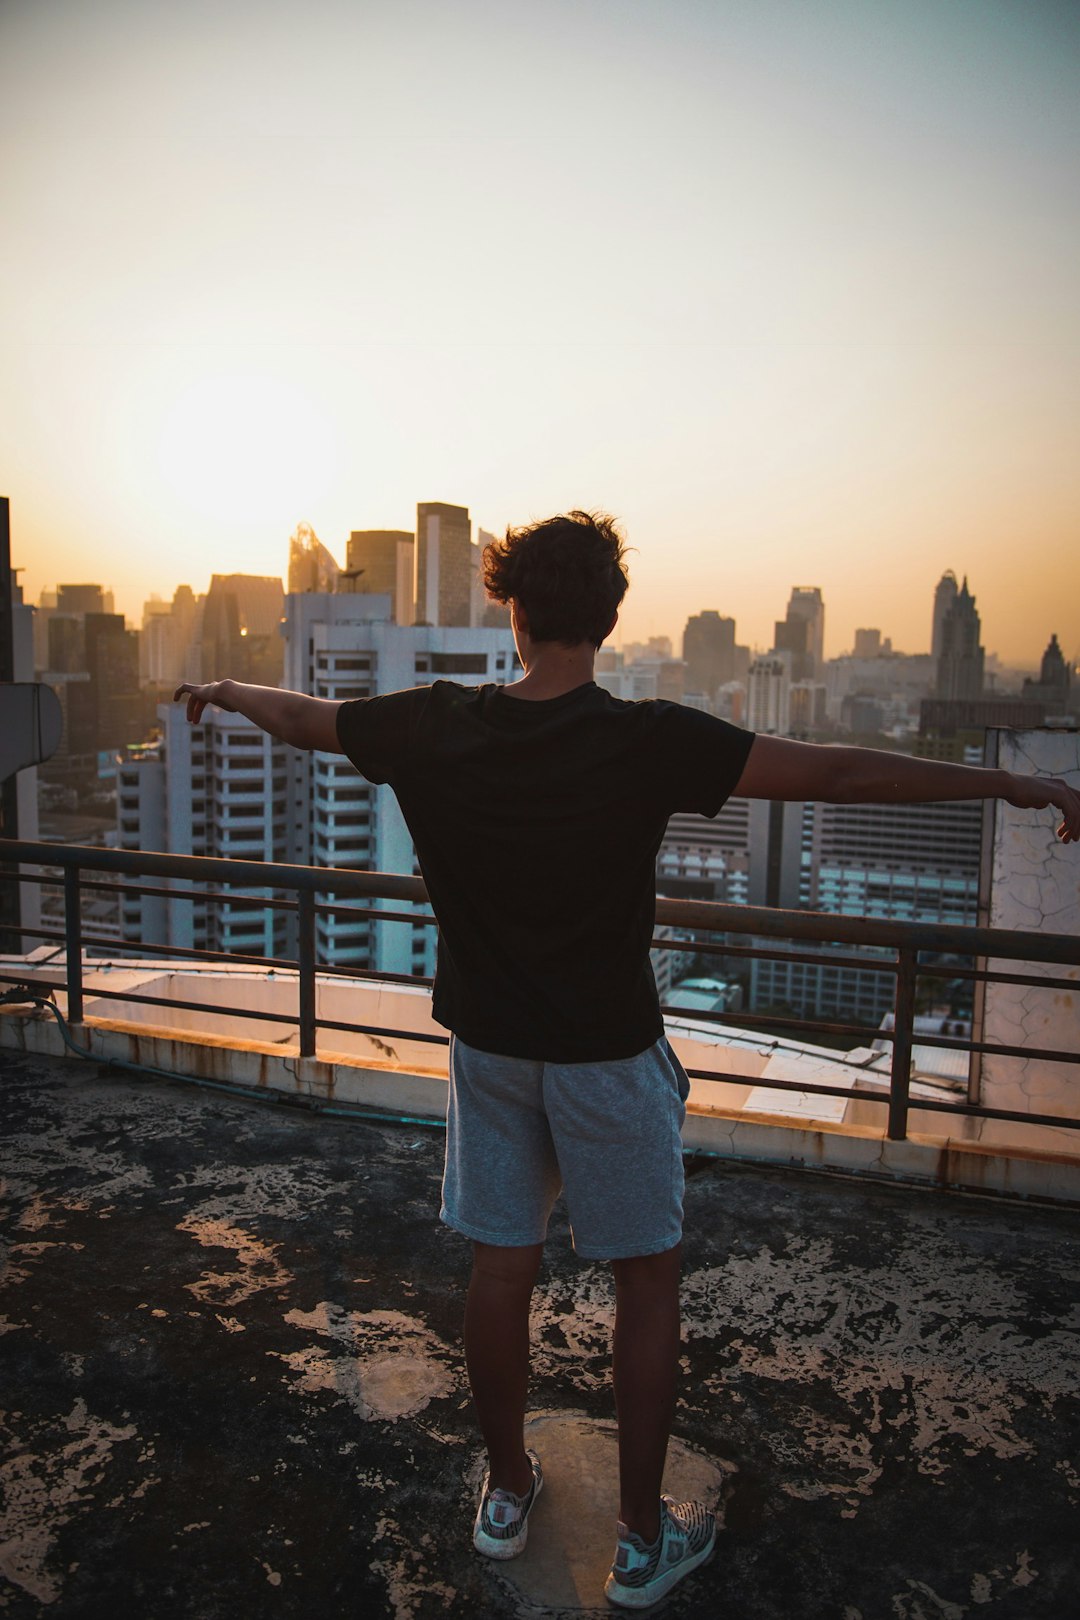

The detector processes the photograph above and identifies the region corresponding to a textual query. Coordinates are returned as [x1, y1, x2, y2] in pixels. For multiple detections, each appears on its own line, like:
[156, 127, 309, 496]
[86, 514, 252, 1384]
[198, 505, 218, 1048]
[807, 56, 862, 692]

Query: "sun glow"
[155, 372, 339, 528]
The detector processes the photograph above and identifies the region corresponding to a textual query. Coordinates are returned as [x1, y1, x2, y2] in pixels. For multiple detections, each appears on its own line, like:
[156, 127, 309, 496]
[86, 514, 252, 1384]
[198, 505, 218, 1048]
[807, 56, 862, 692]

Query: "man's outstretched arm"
[734, 734, 1080, 844]
[173, 680, 344, 753]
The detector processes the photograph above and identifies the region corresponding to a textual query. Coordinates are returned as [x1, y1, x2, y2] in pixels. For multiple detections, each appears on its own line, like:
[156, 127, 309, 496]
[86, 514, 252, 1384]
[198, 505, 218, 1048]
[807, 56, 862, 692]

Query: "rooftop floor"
[2, 1046, 1078, 1619]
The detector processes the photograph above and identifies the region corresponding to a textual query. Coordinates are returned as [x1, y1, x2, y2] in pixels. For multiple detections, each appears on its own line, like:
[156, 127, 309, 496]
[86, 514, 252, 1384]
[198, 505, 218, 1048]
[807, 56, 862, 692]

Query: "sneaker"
[604, 1496, 717, 1609]
[472, 1448, 544, 1560]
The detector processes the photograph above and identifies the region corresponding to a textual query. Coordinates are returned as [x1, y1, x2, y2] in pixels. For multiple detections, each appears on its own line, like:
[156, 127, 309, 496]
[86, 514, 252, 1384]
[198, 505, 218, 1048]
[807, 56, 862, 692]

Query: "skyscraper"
[287, 523, 340, 595]
[682, 611, 736, 698]
[931, 571, 958, 661]
[342, 530, 415, 625]
[783, 587, 825, 677]
[415, 502, 471, 627]
[935, 576, 984, 701]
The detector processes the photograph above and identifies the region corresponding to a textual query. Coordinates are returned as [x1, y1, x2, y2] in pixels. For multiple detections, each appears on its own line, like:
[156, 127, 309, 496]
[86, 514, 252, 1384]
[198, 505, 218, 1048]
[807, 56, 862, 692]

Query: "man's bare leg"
[465, 1239, 544, 1496]
[610, 1243, 683, 1544]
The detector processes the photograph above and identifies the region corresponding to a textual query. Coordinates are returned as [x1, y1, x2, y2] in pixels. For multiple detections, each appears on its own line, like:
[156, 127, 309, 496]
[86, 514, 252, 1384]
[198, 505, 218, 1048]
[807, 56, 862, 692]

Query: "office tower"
[682, 611, 736, 698]
[287, 524, 340, 595]
[415, 502, 472, 627]
[935, 576, 984, 701]
[141, 585, 198, 691]
[84, 612, 142, 753]
[1021, 634, 1075, 719]
[853, 628, 882, 659]
[57, 584, 107, 616]
[342, 530, 415, 625]
[931, 571, 958, 661]
[747, 655, 791, 734]
[195, 574, 285, 686]
[781, 587, 825, 677]
[773, 614, 811, 680]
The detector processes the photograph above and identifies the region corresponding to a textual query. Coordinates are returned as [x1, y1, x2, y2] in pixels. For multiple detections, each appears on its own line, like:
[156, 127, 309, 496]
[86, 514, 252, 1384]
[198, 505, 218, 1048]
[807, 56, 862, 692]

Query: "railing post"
[63, 866, 84, 1025]
[888, 946, 918, 1141]
[297, 888, 316, 1058]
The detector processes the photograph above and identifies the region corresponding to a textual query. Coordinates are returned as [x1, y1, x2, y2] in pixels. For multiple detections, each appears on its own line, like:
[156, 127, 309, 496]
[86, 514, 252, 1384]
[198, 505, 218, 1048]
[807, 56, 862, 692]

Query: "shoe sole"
[604, 1531, 716, 1609]
[472, 1470, 544, 1561]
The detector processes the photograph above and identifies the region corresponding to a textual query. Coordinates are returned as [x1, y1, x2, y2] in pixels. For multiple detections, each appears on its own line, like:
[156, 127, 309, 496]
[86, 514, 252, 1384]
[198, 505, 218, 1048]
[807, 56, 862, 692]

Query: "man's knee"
[471, 1240, 545, 1289]
[610, 1242, 682, 1292]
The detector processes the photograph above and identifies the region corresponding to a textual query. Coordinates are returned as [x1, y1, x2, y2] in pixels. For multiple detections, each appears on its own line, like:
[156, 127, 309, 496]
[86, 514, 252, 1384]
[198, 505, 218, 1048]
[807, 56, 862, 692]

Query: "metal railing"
[1, 838, 1078, 1145]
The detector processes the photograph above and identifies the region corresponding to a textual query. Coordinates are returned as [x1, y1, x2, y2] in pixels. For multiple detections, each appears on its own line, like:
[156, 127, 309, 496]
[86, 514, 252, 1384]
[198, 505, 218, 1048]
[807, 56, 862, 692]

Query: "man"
[177, 511, 1079, 1610]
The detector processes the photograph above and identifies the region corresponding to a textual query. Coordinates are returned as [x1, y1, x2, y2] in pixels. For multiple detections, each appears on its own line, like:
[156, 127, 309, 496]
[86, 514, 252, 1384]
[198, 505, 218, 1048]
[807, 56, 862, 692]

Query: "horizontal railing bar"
[653, 935, 900, 975]
[916, 960, 1079, 994]
[682, 1067, 889, 1105]
[76, 984, 301, 1026]
[0, 840, 429, 904]
[3, 840, 1078, 966]
[891, 1093, 1080, 1132]
[78, 878, 300, 911]
[0, 923, 67, 944]
[886, 1030, 1080, 1066]
[315, 901, 436, 927]
[666, 1005, 885, 1042]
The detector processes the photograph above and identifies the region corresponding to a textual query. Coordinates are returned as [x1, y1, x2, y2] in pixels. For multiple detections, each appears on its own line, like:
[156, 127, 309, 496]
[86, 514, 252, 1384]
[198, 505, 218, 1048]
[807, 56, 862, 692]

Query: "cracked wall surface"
[981, 729, 1080, 1150]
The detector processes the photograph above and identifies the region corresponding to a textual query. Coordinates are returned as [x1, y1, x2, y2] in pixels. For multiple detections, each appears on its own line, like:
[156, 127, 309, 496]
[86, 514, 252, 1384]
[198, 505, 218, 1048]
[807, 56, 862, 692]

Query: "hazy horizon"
[3, 0, 1078, 665]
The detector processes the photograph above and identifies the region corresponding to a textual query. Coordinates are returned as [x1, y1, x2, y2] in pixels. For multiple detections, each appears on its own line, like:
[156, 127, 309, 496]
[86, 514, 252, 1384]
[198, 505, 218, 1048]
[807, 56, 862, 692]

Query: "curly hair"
[481, 510, 629, 648]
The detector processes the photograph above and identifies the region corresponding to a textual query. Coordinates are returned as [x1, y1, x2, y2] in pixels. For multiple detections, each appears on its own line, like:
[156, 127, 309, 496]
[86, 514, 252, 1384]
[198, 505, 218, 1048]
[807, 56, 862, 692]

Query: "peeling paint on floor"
[2, 1048, 1078, 1618]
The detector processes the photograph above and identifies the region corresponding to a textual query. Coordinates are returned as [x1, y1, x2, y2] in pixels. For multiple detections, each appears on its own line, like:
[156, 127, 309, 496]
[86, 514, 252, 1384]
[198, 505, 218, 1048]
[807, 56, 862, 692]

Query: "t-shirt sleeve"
[657, 704, 756, 817]
[335, 687, 427, 784]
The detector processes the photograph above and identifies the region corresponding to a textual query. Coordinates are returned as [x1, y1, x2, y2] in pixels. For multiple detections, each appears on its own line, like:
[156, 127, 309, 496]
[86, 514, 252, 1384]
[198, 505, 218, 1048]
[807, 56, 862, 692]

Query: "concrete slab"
[476, 1413, 727, 1614]
[4, 1045, 1080, 1618]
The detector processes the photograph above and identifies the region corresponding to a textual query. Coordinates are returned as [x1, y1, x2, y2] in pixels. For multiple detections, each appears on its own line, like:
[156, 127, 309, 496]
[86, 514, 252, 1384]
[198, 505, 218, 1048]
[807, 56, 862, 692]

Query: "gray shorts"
[440, 1035, 691, 1261]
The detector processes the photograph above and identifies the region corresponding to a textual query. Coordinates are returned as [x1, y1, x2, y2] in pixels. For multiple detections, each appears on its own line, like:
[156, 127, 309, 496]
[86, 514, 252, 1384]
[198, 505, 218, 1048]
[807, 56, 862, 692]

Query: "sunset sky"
[2, 0, 1078, 666]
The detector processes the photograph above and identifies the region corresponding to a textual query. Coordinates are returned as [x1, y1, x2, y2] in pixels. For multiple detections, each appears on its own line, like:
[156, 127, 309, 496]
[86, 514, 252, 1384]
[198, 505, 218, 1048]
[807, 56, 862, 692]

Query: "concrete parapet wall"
[4, 1007, 1078, 1207]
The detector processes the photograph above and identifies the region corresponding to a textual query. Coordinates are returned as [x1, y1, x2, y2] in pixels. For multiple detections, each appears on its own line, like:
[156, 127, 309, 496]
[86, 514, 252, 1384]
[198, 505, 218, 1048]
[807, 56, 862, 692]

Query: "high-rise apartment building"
[414, 502, 471, 627]
[283, 591, 517, 975]
[342, 530, 415, 625]
[750, 798, 983, 1021]
[117, 710, 290, 959]
[746, 655, 791, 734]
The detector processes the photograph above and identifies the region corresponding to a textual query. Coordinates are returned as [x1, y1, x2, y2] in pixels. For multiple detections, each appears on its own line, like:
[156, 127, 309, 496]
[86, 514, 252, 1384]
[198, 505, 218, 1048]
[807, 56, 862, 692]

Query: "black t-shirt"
[336, 680, 755, 1062]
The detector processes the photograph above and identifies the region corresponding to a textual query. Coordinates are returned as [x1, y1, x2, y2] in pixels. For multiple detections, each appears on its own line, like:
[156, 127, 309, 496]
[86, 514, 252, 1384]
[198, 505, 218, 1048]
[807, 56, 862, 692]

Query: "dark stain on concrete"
[2, 1047, 1079, 1618]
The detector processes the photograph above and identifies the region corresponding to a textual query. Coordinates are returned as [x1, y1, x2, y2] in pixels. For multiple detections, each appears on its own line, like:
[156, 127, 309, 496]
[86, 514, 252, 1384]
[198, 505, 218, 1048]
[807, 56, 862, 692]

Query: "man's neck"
[502, 643, 597, 701]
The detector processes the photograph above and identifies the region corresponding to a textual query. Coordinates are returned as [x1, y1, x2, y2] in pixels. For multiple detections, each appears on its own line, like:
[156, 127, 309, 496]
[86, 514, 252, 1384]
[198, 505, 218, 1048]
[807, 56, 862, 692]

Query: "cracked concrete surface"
[981, 730, 1080, 1152]
[2, 1047, 1079, 1618]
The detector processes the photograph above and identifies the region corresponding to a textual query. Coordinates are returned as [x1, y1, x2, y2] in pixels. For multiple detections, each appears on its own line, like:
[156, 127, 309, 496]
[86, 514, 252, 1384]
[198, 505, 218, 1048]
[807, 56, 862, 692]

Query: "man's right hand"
[174, 680, 237, 724]
[1005, 773, 1080, 844]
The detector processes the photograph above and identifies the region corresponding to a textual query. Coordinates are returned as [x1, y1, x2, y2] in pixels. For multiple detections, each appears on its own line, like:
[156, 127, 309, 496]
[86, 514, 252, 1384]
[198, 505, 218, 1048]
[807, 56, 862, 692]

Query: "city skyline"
[3, 0, 1079, 664]
[24, 541, 1063, 673]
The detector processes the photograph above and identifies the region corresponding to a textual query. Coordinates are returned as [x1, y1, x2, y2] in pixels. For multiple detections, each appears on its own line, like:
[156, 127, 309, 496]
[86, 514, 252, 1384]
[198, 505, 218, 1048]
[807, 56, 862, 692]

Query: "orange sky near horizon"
[2, 0, 1078, 668]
